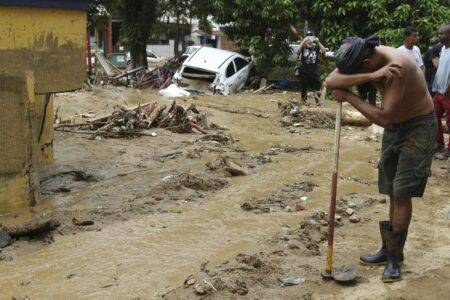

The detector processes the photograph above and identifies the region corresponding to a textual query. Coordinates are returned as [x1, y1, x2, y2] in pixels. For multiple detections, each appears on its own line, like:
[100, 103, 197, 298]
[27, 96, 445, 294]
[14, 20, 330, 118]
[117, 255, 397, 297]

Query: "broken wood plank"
[88, 101, 156, 124]
[147, 104, 167, 128]
[299, 107, 371, 126]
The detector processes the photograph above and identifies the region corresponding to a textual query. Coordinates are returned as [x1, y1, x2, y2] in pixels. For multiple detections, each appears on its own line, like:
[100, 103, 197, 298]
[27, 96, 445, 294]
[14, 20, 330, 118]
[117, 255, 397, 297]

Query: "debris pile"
[136, 56, 186, 89]
[241, 181, 318, 214]
[278, 101, 334, 129]
[55, 101, 208, 138]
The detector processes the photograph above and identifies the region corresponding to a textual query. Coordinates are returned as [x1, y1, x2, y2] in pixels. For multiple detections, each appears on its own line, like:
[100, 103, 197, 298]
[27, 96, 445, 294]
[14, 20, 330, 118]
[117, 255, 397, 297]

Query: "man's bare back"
[373, 46, 434, 123]
[325, 44, 434, 128]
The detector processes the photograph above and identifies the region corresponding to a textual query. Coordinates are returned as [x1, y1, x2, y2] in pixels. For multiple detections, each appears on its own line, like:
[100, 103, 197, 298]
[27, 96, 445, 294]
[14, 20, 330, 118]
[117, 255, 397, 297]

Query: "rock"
[194, 283, 211, 295]
[378, 197, 387, 204]
[235, 254, 262, 269]
[229, 280, 248, 295]
[0, 254, 13, 261]
[0, 230, 12, 248]
[295, 203, 306, 211]
[335, 214, 342, 222]
[345, 208, 354, 216]
[347, 202, 357, 208]
[349, 215, 361, 223]
[183, 274, 196, 287]
[281, 116, 293, 126]
[287, 240, 301, 249]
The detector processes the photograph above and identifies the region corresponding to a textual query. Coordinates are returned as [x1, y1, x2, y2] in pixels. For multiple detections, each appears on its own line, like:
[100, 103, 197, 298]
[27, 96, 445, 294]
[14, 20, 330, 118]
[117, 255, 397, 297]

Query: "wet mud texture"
[0, 87, 449, 299]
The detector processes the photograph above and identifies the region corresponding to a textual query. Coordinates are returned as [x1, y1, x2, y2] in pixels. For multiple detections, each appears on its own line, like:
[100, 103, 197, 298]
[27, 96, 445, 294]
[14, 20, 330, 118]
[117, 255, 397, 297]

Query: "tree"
[297, 0, 450, 50]
[213, 0, 297, 76]
[119, 0, 159, 68]
[159, 0, 215, 55]
[88, 0, 159, 68]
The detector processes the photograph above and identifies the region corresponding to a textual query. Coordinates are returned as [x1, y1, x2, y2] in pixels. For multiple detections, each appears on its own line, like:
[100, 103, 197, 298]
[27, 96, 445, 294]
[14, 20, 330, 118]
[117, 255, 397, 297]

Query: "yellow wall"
[0, 6, 87, 94]
[0, 7, 86, 213]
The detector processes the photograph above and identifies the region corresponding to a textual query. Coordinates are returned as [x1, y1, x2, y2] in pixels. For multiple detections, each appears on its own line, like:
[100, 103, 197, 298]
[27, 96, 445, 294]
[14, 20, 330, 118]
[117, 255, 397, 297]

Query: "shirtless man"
[324, 36, 436, 283]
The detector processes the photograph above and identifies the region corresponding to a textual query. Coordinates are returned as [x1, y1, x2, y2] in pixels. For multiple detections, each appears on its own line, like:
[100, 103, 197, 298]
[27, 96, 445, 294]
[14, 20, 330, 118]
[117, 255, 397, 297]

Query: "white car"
[173, 46, 253, 95]
[183, 45, 202, 58]
[126, 49, 165, 65]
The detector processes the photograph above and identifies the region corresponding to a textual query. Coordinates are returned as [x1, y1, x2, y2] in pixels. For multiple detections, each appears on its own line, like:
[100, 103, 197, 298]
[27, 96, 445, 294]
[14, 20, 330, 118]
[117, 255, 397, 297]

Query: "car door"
[233, 57, 251, 91]
[223, 60, 239, 93]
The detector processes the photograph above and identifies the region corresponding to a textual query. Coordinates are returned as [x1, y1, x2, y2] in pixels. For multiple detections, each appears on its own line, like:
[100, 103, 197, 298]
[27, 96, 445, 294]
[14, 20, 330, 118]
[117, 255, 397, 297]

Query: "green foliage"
[213, 0, 298, 76]
[297, 0, 450, 50]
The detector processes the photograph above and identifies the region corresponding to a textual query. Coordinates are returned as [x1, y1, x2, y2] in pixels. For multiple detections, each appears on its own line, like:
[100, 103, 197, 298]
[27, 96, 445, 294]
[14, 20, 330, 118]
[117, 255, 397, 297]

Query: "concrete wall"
[0, 6, 86, 213]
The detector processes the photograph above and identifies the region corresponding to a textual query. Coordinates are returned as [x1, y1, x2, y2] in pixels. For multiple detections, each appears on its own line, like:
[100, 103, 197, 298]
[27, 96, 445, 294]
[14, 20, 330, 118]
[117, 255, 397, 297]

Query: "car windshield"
[185, 47, 200, 55]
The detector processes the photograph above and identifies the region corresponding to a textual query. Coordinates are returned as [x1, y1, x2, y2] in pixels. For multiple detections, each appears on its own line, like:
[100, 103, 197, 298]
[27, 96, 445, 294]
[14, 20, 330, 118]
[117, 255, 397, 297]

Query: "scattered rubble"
[241, 182, 318, 214]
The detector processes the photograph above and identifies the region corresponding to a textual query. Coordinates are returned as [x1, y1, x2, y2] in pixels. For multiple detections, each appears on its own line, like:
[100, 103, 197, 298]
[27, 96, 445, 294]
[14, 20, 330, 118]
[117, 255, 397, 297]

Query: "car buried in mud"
[173, 46, 253, 95]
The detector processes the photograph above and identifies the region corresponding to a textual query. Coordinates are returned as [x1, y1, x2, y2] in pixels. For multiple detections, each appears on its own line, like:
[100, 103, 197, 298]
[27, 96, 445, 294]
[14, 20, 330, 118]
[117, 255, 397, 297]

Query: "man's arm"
[332, 75, 406, 128]
[325, 69, 373, 89]
[316, 38, 326, 54]
[432, 57, 440, 68]
[296, 38, 308, 54]
[325, 64, 402, 89]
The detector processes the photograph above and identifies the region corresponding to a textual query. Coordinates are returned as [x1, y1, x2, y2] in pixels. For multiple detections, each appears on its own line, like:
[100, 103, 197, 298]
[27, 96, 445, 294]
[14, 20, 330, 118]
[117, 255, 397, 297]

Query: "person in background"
[296, 31, 326, 106]
[357, 82, 377, 105]
[424, 37, 441, 96]
[398, 27, 424, 70]
[432, 24, 450, 159]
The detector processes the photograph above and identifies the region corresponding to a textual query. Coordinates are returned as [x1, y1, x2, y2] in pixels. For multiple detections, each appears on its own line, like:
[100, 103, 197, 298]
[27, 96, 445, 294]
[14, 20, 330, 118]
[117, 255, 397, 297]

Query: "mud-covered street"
[1, 87, 449, 300]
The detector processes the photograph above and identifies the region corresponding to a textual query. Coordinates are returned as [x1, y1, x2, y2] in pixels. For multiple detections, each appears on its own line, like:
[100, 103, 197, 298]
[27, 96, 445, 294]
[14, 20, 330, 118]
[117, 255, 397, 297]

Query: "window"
[234, 57, 249, 71]
[226, 62, 236, 78]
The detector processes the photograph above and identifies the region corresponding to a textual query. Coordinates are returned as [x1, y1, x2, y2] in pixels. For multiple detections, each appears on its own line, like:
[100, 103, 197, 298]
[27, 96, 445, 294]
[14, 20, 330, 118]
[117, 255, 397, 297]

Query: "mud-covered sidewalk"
[0, 87, 449, 300]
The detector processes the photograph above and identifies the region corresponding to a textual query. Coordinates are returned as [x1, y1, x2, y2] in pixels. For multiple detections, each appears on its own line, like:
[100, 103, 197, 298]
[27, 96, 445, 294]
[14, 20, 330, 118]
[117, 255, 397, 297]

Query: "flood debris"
[206, 156, 247, 176]
[3, 218, 60, 238]
[277, 276, 306, 287]
[278, 101, 371, 130]
[72, 218, 94, 226]
[40, 171, 98, 195]
[157, 172, 228, 192]
[241, 182, 318, 214]
[55, 101, 209, 138]
[0, 230, 12, 248]
[136, 56, 186, 89]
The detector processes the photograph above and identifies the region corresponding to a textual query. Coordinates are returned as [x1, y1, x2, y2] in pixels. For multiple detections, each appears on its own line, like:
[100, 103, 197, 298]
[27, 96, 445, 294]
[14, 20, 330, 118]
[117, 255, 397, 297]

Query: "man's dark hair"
[404, 27, 418, 37]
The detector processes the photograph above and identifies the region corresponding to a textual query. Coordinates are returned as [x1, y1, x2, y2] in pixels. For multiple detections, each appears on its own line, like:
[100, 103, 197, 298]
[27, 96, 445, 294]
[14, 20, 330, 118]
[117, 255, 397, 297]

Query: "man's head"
[429, 37, 440, 47]
[438, 23, 450, 46]
[305, 31, 316, 47]
[404, 27, 419, 48]
[335, 36, 381, 74]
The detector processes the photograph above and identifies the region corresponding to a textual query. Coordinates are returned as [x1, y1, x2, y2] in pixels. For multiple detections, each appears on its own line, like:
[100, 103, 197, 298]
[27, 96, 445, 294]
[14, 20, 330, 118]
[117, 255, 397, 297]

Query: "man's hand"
[332, 89, 351, 103]
[369, 63, 402, 84]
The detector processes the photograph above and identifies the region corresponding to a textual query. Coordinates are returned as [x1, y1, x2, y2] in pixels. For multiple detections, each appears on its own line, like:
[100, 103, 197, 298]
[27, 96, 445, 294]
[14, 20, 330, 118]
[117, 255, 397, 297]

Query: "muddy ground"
[0, 86, 449, 300]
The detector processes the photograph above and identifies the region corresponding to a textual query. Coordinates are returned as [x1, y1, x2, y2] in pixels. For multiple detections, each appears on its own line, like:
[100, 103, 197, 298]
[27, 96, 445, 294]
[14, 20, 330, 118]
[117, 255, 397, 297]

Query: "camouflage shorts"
[378, 112, 437, 198]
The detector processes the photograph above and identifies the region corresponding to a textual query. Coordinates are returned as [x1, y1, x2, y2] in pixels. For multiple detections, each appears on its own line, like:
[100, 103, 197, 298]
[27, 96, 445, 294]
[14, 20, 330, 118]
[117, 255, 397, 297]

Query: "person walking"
[296, 31, 326, 106]
[398, 27, 424, 70]
[325, 35, 436, 283]
[432, 24, 450, 160]
[357, 82, 377, 105]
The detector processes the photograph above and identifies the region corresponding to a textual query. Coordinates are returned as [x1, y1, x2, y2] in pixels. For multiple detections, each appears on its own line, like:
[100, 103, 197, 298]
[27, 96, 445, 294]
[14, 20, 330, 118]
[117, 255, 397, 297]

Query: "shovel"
[321, 102, 357, 282]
